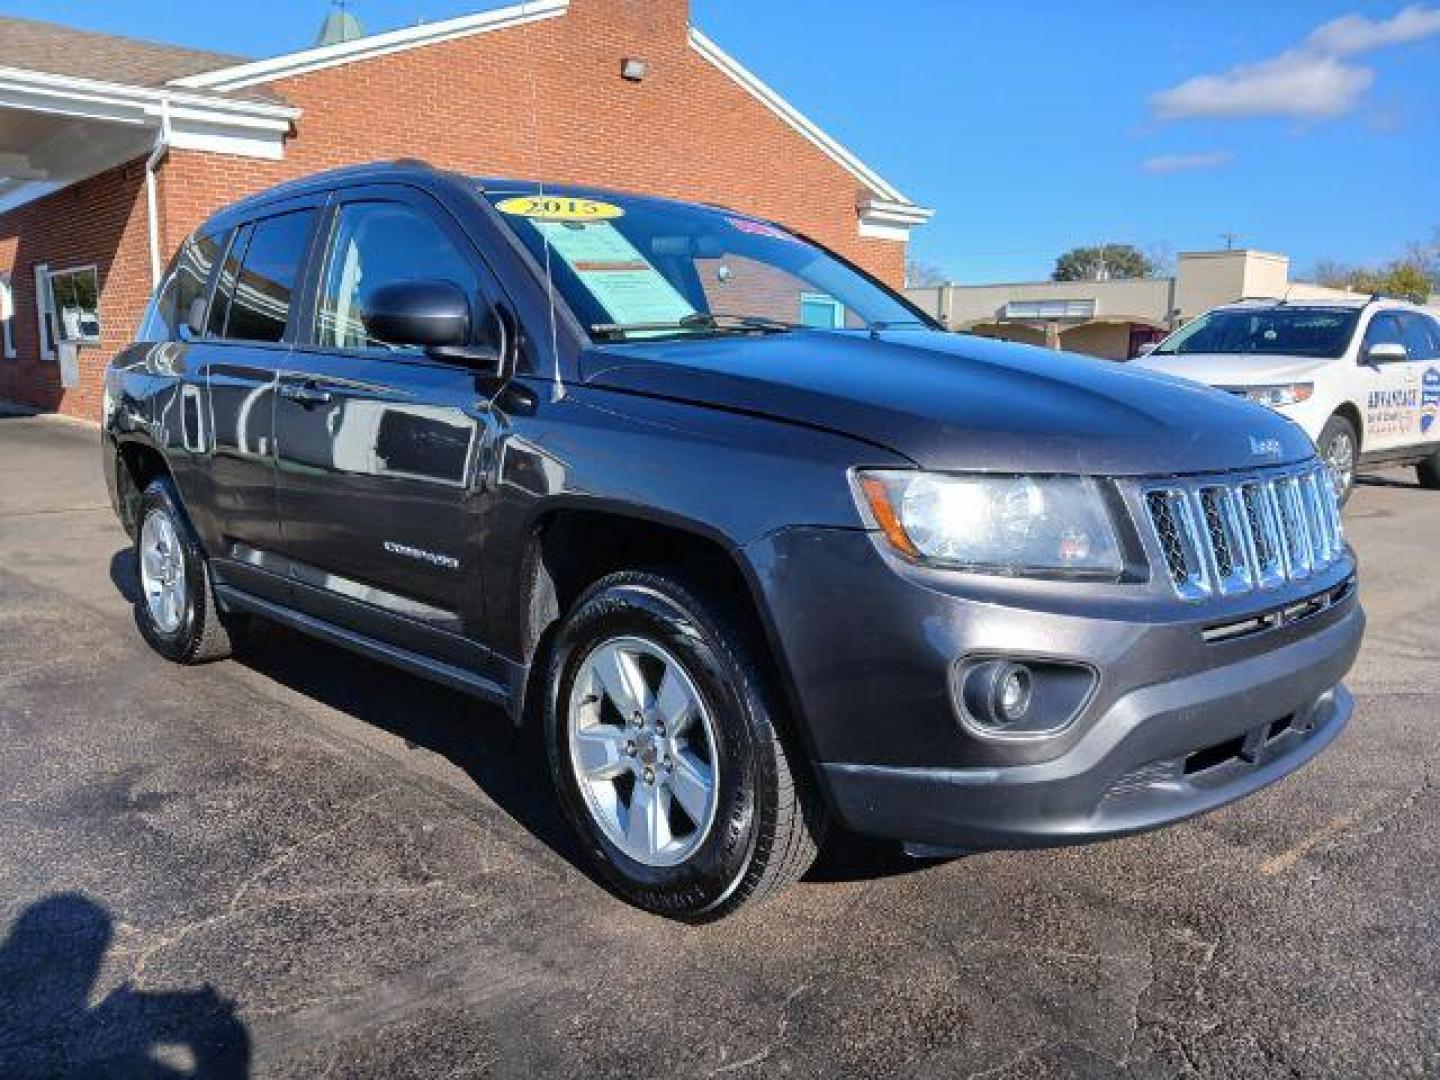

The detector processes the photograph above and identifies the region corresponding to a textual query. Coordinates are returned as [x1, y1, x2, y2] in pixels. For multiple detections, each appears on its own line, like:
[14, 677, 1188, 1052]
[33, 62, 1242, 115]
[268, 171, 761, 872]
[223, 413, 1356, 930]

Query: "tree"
[905, 257, 948, 288]
[1052, 244, 1155, 282]
[1307, 257, 1434, 303]
[1310, 259, 1355, 290]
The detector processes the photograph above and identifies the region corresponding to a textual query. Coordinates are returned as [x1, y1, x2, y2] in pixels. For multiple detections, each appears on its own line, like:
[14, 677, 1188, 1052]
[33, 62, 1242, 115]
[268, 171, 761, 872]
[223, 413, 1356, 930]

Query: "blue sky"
[14, 0, 1439, 282]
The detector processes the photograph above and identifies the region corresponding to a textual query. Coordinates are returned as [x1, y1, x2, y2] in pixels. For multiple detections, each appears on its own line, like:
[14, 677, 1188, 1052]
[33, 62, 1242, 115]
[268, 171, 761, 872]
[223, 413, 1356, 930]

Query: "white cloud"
[1141, 150, 1234, 175]
[1151, 4, 1440, 121]
[1306, 4, 1440, 55]
[1152, 52, 1374, 119]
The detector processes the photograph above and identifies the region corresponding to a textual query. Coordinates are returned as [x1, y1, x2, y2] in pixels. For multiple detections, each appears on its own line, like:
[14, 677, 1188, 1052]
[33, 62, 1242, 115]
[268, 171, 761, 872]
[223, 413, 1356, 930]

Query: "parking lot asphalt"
[0, 409, 1436, 1078]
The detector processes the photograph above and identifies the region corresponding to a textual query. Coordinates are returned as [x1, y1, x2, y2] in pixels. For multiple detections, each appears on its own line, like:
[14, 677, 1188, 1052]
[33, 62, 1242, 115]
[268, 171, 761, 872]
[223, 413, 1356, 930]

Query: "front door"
[1357, 311, 1427, 453]
[273, 188, 508, 654]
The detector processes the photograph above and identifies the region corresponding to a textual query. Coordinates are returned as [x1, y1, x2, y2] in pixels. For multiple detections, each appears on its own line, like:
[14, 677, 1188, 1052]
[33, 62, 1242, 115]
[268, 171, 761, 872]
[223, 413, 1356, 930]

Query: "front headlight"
[855, 471, 1124, 577]
[1228, 383, 1314, 408]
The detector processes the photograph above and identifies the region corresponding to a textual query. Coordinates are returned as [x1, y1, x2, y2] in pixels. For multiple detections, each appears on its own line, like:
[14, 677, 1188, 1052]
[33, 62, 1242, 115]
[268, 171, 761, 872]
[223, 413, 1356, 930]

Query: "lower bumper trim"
[823, 685, 1352, 851]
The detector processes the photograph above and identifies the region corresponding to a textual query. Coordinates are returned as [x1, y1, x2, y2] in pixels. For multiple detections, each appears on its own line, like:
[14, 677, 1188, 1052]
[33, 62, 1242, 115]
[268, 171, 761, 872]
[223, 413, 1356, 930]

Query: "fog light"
[954, 656, 1095, 739]
[997, 663, 1032, 721]
[962, 660, 1033, 729]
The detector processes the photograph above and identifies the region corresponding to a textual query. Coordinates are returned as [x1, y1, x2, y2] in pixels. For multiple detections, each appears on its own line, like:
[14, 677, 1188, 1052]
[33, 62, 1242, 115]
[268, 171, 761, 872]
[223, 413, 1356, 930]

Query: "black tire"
[134, 477, 243, 664]
[544, 570, 826, 921]
[1318, 414, 1359, 506]
[1418, 449, 1440, 490]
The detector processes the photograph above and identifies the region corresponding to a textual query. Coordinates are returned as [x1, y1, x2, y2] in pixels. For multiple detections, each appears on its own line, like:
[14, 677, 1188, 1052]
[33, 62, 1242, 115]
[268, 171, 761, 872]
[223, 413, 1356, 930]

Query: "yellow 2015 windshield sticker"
[495, 195, 624, 221]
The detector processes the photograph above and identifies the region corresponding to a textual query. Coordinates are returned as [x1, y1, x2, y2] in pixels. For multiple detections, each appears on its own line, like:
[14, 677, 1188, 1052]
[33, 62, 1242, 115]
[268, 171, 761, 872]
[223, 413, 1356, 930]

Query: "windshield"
[482, 188, 928, 340]
[1154, 306, 1360, 359]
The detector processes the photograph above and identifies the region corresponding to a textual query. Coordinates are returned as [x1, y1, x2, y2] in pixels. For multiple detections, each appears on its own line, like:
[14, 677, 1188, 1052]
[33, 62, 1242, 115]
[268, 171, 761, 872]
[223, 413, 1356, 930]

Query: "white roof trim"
[689, 27, 927, 215]
[170, 0, 570, 93]
[0, 66, 299, 126]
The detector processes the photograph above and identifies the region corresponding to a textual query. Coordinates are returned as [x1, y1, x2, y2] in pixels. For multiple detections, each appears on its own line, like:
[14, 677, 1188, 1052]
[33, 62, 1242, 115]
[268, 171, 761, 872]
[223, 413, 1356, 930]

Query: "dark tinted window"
[316, 201, 485, 352]
[207, 224, 251, 338]
[1399, 313, 1440, 360]
[223, 210, 316, 343]
[141, 230, 225, 341]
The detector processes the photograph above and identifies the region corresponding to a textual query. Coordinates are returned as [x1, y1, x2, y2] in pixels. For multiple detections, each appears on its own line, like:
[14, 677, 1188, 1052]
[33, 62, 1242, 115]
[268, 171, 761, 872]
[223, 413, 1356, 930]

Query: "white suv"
[1135, 297, 1440, 503]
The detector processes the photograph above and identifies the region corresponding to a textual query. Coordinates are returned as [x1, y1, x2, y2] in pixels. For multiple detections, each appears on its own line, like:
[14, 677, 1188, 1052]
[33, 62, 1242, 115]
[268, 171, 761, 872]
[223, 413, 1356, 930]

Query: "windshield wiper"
[591, 312, 799, 339]
[866, 319, 929, 331]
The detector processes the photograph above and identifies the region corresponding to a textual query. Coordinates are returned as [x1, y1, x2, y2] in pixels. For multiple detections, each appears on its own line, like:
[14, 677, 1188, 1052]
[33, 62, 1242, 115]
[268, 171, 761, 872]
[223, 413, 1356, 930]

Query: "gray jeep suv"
[103, 162, 1364, 919]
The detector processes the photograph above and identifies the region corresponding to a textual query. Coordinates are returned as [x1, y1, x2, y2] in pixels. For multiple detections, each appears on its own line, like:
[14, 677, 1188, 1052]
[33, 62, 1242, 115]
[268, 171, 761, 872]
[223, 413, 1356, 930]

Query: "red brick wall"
[0, 159, 154, 418]
[0, 0, 909, 417]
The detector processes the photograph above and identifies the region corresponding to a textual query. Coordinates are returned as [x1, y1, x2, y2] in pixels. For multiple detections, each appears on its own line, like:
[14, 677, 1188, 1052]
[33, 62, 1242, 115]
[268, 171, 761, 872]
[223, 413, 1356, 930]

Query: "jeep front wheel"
[545, 570, 825, 920]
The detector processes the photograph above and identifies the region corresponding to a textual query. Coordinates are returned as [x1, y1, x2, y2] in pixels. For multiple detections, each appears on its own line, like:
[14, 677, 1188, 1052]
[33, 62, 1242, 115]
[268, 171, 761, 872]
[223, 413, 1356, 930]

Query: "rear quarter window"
[140, 229, 226, 342]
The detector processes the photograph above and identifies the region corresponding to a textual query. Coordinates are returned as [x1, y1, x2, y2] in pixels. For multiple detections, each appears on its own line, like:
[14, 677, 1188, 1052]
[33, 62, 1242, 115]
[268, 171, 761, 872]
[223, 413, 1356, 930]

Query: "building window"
[46, 265, 101, 344]
[799, 292, 846, 329]
[0, 273, 14, 358]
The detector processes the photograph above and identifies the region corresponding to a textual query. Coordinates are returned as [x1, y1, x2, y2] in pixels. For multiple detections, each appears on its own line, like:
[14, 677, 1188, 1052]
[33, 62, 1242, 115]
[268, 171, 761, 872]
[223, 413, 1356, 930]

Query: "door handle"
[280, 383, 333, 408]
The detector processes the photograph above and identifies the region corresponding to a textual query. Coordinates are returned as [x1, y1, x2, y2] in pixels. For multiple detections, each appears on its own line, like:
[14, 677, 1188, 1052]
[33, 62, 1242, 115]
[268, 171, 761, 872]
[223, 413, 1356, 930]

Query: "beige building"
[906, 249, 1364, 360]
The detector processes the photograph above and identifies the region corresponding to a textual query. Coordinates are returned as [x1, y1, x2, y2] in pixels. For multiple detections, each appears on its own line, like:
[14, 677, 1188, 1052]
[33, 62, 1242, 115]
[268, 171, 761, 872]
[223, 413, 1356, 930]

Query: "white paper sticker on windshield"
[536, 221, 696, 327]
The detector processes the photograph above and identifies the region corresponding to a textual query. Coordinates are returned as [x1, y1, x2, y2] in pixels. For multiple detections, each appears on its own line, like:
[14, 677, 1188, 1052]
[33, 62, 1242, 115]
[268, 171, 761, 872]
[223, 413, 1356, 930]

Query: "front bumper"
[822, 621, 1357, 850]
[744, 527, 1363, 851]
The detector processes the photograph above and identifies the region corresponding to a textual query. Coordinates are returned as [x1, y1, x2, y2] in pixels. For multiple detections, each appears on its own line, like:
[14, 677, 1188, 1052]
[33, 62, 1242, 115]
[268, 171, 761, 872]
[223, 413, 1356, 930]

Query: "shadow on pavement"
[1356, 472, 1421, 491]
[107, 548, 928, 889]
[0, 894, 250, 1078]
[110, 549, 142, 604]
[232, 617, 593, 875]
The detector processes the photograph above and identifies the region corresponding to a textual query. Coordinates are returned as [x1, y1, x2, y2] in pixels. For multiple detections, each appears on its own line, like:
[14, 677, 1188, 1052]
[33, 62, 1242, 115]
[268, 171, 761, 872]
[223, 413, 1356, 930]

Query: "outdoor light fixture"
[621, 57, 648, 82]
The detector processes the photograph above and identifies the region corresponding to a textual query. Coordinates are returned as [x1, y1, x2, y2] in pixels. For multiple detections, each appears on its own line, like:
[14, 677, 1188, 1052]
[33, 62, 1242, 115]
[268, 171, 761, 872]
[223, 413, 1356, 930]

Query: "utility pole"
[1219, 231, 1239, 251]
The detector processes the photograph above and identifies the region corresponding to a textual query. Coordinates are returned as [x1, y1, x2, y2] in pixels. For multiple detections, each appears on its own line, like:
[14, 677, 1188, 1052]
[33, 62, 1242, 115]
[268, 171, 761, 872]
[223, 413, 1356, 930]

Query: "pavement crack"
[226, 789, 392, 914]
[1259, 790, 1398, 875]
[705, 981, 810, 1077]
[963, 1040, 1047, 1079]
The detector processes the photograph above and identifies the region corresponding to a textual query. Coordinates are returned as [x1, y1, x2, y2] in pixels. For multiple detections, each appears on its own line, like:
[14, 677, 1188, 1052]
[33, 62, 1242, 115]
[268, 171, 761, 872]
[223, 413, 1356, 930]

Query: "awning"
[0, 65, 297, 214]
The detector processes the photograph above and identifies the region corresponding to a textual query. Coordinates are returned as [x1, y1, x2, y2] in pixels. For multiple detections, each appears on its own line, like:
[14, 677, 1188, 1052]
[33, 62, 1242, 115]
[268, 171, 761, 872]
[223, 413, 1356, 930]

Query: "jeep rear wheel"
[134, 478, 244, 664]
[545, 570, 825, 920]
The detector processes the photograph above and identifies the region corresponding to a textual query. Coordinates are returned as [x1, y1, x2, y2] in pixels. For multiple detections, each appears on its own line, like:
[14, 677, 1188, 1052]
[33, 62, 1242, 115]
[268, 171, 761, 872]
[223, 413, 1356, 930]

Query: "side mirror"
[1135, 341, 1158, 357]
[1363, 341, 1408, 364]
[363, 279, 472, 350]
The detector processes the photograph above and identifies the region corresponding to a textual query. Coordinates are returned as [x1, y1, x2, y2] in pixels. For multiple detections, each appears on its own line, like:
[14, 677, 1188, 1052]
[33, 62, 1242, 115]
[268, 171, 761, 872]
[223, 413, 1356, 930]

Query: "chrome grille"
[1141, 463, 1344, 600]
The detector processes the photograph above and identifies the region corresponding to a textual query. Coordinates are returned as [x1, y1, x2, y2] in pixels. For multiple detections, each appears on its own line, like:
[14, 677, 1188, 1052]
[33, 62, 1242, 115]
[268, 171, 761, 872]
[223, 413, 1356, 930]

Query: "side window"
[316, 201, 487, 352]
[1399, 313, 1440, 361]
[223, 210, 317, 343]
[141, 229, 226, 341]
[1362, 312, 1405, 351]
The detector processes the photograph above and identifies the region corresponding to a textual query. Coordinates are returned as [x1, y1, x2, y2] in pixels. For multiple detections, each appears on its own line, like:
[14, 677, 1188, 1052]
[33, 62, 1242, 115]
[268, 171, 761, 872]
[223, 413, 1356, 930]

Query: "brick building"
[0, 0, 931, 419]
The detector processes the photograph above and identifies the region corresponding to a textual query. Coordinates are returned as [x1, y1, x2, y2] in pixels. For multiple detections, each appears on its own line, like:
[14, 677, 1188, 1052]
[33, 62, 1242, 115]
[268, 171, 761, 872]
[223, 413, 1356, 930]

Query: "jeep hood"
[1132, 352, 1332, 388]
[580, 330, 1315, 475]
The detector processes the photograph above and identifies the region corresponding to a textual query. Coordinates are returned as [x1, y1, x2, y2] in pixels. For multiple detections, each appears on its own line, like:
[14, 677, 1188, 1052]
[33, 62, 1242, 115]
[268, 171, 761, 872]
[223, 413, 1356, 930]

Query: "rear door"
[273, 185, 510, 657]
[202, 201, 323, 601]
[1397, 312, 1440, 453]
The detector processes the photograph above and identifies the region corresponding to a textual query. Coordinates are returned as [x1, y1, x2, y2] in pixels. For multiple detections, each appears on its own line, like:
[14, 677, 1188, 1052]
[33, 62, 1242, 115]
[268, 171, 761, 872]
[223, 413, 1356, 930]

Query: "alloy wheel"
[567, 635, 720, 867]
[139, 509, 187, 634]
[1325, 431, 1355, 498]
